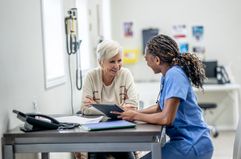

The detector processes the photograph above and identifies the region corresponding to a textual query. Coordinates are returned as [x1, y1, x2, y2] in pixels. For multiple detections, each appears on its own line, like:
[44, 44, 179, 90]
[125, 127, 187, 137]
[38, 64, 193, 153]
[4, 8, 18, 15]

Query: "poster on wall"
[192, 25, 205, 54]
[142, 28, 159, 54]
[192, 46, 205, 53]
[179, 43, 189, 53]
[192, 25, 204, 41]
[123, 22, 133, 37]
[123, 49, 139, 64]
[172, 24, 188, 53]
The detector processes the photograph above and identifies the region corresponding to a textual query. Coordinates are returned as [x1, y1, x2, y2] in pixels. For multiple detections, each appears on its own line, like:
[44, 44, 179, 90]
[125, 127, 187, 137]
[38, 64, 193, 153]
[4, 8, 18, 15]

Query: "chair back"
[233, 116, 241, 159]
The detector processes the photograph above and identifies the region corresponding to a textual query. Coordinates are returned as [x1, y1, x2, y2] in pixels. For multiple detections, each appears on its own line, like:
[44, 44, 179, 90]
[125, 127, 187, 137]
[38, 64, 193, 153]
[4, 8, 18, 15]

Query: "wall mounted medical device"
[65, 8, 82, 90]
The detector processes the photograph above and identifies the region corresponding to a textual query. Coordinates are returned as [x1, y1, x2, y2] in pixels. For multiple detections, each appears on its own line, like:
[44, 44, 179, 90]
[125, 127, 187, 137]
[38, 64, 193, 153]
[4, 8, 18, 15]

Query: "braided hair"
[146, 34, 206, 89]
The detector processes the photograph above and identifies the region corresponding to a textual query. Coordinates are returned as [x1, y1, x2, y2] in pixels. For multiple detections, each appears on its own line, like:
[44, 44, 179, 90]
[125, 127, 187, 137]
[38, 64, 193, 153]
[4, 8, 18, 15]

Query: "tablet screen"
[91, 104, 124, 120]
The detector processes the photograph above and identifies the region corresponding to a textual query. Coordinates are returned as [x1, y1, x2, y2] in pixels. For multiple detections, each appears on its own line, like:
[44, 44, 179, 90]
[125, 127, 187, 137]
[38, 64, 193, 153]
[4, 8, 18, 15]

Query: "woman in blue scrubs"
[114, 34, 213, 159]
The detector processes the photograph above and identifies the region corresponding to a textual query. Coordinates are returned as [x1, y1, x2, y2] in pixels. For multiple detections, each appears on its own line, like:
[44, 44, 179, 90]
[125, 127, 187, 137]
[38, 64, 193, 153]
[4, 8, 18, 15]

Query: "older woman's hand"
[84, 96, 96, 107]
[112, 109, 138, 121]
[122, 103, 138, 111]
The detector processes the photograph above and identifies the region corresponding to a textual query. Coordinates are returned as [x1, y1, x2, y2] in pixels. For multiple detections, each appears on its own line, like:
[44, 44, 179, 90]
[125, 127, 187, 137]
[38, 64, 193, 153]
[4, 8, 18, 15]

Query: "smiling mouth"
[111, 69, 118, 73]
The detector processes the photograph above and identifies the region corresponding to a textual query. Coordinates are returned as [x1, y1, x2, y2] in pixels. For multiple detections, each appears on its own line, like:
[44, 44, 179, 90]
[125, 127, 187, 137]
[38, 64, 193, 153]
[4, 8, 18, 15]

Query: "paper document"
[55, 116, 104, 125]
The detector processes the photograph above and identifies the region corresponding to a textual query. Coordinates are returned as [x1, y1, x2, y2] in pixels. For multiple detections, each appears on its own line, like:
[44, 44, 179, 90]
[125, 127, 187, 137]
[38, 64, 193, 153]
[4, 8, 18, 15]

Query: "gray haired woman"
[80, 40, 139, 115]
[77, 40, 138, 159]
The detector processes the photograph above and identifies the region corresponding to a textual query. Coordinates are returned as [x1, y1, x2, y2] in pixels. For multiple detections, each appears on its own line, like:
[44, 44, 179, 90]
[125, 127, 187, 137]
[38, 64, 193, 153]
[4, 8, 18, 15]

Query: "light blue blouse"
[159, 66, 213, 156]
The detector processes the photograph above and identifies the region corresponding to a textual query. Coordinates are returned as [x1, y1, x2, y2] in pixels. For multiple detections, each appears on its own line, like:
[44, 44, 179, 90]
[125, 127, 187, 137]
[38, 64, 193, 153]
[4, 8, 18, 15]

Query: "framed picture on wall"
[123, 22, 133, 37]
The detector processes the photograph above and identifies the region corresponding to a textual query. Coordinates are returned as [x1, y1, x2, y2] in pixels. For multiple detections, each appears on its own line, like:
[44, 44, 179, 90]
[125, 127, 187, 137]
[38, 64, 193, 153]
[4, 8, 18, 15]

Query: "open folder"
[81, 120, 136, 131]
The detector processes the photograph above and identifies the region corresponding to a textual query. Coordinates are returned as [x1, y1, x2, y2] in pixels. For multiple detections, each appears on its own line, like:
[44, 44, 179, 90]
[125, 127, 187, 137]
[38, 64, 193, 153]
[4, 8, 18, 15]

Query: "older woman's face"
[101, 53, 122, 77]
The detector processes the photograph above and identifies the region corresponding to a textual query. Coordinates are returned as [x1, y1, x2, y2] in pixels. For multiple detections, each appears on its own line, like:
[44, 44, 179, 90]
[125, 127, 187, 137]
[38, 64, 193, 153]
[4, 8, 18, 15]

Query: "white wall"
[0, 0, 76, 158]
[110, 0, 241, 131]
[110, 0, 241, 84]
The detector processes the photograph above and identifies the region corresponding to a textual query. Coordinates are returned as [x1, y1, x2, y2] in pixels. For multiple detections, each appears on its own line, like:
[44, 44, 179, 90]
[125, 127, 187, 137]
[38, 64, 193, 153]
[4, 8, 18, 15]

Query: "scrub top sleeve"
[164, 70, 189, 101]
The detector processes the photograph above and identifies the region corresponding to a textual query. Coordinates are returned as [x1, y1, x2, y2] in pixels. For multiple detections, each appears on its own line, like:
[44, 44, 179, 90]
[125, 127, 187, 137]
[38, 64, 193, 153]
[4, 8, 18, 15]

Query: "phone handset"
[13, 110, 80, 132]
[26, 113, 59, 124]
[13, 110, 59, 124]
[13, 110, 60, 131]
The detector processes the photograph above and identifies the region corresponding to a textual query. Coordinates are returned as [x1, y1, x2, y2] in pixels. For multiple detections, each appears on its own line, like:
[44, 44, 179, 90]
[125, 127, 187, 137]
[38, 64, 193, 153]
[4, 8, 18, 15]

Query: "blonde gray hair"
[96, 40, 122, 64]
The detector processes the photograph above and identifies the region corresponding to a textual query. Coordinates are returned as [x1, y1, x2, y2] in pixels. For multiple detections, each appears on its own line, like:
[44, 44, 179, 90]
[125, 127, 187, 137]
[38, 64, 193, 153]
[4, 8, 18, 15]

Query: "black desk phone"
[13, 110, 79, 132]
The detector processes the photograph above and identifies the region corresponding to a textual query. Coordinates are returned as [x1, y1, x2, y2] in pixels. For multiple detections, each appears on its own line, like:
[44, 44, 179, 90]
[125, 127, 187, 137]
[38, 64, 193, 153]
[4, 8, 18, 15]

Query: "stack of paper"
[55, 116, 104, 125]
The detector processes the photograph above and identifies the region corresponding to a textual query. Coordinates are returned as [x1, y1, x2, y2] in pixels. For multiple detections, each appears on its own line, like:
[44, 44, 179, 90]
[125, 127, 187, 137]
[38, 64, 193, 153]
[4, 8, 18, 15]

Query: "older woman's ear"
[99, 60, 104, 67]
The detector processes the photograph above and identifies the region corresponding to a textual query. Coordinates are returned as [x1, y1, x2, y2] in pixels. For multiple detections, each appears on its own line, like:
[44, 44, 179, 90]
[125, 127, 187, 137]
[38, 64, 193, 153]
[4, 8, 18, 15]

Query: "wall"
[110, 0, 241, 130]
[110, 0, 241, 84]
[0, 0, 76, 158]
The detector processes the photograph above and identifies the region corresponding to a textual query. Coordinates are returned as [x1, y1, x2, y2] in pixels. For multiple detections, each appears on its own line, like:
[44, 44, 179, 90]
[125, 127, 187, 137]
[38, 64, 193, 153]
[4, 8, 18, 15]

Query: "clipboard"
[81, 120, 136, 131]
[91, 104, 124, 120]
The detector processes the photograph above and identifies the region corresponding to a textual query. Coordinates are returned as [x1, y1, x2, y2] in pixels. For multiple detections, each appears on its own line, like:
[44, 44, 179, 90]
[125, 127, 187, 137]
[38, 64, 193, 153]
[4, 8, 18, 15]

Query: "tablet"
[82, 120, 136, 131]
[91, 104, 124, 120]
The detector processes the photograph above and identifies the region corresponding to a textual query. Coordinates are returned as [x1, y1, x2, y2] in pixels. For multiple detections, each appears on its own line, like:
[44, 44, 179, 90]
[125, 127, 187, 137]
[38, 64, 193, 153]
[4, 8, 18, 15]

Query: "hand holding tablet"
[91, 104, 124, 120]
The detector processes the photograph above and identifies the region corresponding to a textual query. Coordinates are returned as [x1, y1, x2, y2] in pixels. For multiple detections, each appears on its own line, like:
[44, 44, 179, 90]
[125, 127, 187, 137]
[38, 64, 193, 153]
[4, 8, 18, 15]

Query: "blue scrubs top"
[159, 66, 213, 156]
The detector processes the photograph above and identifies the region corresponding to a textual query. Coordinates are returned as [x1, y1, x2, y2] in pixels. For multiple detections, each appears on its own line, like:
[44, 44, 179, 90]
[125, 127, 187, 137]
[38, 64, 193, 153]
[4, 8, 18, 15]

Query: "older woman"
[77, 40, 138, 159]
[80, 40, 138, 115]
